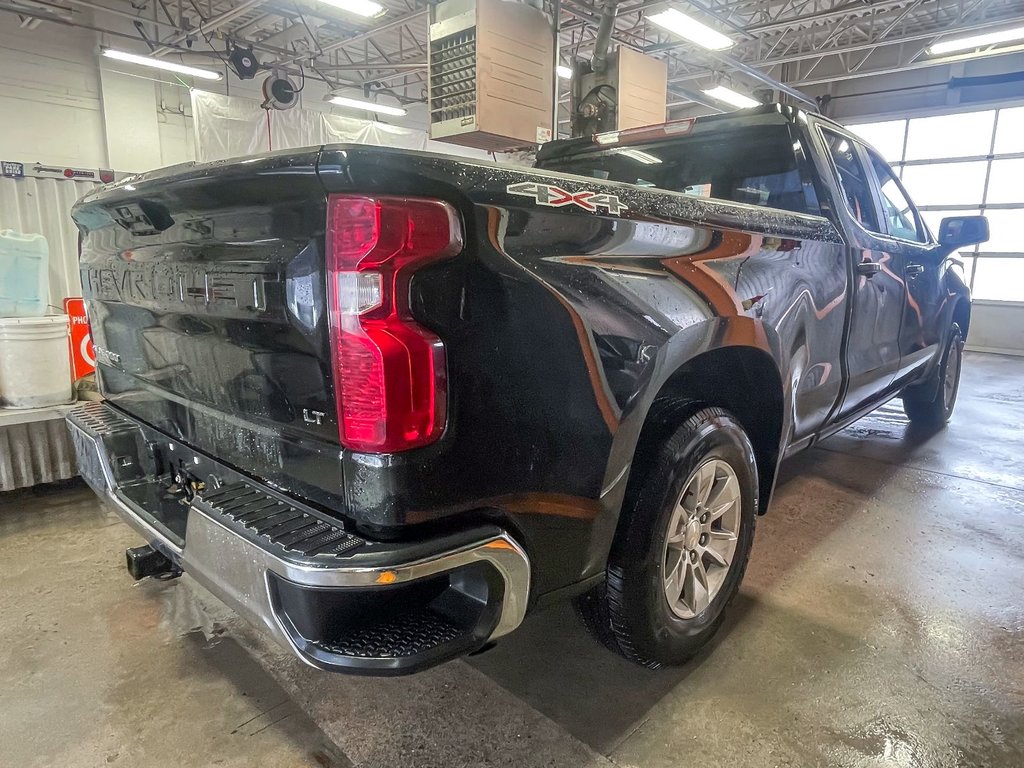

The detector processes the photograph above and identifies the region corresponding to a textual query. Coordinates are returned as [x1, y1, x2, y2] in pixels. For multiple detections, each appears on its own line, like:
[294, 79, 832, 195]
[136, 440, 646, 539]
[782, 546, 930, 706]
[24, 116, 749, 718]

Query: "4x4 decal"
[507, 181, 627, 216]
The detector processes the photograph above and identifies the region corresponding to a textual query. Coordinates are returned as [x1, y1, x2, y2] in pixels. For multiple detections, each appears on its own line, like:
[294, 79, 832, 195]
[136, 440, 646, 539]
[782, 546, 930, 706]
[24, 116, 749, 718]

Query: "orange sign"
[63, 297, 96, 380]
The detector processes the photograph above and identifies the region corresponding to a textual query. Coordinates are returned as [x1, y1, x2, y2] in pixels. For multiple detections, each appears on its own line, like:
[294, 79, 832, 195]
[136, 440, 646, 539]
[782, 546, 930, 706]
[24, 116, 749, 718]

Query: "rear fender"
[583, 316, 789, 578]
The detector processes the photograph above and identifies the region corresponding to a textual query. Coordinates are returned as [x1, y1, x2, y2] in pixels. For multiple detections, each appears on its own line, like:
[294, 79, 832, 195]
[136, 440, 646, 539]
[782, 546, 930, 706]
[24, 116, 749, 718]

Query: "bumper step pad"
[316, 608, 464, 659]
[197, 482, 364, 559]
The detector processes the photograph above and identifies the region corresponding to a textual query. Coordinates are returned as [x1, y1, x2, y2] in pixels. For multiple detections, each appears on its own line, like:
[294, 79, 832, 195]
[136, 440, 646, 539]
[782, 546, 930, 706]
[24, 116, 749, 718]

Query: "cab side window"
[867, 153, 928, 243]
[821, 129, 878, 231]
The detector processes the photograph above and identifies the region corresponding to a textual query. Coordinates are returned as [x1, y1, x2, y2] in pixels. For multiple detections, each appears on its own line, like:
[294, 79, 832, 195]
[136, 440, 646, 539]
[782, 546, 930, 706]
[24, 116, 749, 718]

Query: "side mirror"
[938, 215, 989, 249]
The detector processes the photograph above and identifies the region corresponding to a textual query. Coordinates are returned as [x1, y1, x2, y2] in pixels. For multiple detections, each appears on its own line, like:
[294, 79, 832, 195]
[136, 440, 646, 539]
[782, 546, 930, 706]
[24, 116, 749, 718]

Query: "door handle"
[906, 263, 925, 277]
[857, 261, 882, 277]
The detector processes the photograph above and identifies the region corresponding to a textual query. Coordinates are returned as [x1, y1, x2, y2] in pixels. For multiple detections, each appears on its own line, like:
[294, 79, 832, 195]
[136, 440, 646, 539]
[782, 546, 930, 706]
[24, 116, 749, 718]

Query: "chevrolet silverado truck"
[68, 104, 988, 675]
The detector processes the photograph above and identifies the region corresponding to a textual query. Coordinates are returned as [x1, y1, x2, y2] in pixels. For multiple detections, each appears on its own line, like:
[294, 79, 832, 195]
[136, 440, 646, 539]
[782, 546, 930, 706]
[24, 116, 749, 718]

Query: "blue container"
[0, 230, 49, 317]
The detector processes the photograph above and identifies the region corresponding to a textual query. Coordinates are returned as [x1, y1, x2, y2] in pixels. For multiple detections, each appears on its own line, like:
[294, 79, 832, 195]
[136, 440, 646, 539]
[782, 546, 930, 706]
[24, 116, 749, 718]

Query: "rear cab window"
[537, 120, 822, 216]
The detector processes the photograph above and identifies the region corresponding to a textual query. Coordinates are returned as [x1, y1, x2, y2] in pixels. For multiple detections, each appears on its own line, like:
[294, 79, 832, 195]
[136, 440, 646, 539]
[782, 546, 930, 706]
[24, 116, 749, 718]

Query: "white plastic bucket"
[0, 230, 49, 317]
[0, 315, 74, 409]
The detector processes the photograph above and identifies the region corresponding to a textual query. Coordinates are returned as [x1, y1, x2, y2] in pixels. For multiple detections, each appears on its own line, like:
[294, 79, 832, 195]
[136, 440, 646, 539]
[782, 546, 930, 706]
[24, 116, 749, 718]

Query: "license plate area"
[69, 402, 214, 548]
[117, 477, 192, 544]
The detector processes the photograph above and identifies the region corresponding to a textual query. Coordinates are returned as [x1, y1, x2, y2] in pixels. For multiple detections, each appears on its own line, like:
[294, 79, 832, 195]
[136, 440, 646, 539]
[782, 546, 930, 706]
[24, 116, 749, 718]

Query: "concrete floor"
[1, 351, 1022, 768]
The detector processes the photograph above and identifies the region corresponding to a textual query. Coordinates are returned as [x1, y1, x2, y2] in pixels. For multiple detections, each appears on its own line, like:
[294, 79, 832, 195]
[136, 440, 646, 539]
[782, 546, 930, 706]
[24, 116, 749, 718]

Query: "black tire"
[576, 407, 758, 668]
[902, 323, 963, 428]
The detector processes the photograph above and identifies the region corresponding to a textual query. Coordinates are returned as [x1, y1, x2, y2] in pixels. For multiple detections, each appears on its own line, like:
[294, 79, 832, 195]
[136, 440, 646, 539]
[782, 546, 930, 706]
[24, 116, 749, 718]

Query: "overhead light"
[556, 65, 573, 80]
[102, 49, 222, 80]
[327, 95, 407, 116]
[317, 0, 384, 18]
[617, 148, 663, 165]
[702, 85, 759, 109]
[648, 8, 733, 51]
[928, 25, 1024, 55]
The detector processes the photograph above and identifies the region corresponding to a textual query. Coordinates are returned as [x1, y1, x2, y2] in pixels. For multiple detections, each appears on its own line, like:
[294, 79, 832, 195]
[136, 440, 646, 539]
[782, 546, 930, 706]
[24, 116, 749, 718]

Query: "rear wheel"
[903, 324, 963, 428]
[576, 407, 757, 668]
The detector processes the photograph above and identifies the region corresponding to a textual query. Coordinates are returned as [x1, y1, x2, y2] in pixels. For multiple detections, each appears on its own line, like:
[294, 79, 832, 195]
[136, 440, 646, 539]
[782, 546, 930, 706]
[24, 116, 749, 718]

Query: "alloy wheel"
[662, 458, 742, 619]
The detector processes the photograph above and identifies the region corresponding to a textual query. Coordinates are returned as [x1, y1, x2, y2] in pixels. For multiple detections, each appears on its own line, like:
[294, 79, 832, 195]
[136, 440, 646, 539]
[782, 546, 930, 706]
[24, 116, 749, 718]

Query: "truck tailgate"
[72, 150, 344, 508]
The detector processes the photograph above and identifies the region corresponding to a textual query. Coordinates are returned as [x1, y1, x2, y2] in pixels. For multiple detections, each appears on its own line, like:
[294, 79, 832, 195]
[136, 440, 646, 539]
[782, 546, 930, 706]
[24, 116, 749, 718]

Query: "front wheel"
[902, 323, 963, 428]
[576, 407, 757, 668]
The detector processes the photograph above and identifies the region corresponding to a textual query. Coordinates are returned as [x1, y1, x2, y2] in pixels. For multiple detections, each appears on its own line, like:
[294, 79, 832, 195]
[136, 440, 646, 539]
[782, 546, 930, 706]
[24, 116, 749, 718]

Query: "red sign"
[63, 297, 96, 380]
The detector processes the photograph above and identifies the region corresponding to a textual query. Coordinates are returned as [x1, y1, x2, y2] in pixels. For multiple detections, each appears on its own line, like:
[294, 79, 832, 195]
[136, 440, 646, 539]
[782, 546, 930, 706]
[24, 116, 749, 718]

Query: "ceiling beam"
[668, 11, 1024, 84]
[151, 0, 268, 56]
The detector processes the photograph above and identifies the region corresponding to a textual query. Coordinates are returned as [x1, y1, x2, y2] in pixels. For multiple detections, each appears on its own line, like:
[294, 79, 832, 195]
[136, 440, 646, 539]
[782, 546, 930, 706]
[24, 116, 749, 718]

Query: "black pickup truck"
[68, 104, 987, 675]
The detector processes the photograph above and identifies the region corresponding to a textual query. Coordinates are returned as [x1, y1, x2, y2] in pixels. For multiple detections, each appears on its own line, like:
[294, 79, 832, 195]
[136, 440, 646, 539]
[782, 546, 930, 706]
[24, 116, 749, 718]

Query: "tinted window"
[868, 153, 927, 243]
[540, 125, 821, 215]
[821, 129, 878, 231]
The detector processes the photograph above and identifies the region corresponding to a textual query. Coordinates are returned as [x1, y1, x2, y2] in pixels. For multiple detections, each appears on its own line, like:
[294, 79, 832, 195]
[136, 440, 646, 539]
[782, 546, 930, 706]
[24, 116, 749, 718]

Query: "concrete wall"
[0, 22, 108, 167]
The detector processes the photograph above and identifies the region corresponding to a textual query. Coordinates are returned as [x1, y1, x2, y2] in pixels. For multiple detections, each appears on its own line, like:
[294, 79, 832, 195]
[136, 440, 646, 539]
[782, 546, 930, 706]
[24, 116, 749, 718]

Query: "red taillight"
[326, 195, 462, 452]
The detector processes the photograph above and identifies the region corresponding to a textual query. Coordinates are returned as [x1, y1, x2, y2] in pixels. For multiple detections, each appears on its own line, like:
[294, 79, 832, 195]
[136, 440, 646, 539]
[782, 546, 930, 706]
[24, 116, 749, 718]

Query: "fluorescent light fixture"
[102, 48, 222, 80]
[556, 65, 573, 80]
[648, 8, 733, 51]
[702, 85, 759, 109]
[617, 148, 663, 165]
[317, 0, 384, 18]
[327, 95, 407, 116]
[928, 25, 1024, 55]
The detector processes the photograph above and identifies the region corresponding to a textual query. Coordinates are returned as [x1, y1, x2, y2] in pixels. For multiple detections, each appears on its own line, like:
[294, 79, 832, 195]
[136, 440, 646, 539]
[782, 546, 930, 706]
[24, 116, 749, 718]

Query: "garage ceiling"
[6, 0, 1024, 113]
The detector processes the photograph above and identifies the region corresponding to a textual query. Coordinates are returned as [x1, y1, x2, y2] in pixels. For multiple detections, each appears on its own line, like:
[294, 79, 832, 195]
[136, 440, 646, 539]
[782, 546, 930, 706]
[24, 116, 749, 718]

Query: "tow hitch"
[125, 544, 181, 581]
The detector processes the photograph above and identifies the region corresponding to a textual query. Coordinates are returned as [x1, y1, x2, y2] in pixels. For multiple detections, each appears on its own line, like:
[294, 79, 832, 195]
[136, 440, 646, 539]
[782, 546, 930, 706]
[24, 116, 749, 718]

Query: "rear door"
[818, 127, 906, 416]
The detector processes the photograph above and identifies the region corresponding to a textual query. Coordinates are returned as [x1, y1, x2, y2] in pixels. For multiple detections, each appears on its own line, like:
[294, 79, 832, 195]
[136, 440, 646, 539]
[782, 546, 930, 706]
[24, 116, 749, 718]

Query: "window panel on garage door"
[901, 162, 988, 206]
[985, 159, 1024, 204]
[979, 209, 1024, 253]
[973, 259, 1024, 302]
[904, 111, 995, 160]
[993, 107, 1024, 154]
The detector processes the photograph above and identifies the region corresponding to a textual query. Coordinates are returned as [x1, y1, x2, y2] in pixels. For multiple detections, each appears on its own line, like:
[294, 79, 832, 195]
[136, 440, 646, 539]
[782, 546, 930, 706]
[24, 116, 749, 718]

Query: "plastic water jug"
[0, 230, 49, 317]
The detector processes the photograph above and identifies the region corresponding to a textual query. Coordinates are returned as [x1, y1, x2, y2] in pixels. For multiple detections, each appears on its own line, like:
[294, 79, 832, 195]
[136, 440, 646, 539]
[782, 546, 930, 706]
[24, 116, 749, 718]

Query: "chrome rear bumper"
[67, 402, 531, 675]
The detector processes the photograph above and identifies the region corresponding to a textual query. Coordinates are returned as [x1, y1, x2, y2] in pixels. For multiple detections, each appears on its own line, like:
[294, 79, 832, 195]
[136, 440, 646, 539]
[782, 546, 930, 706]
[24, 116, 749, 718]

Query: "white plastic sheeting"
[0, 175, 99, 308]
[0, 416, 78, 491]
[191, 89, 429, 162]
[190, 89, 271, 162]
[322, 113, 428, 151]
